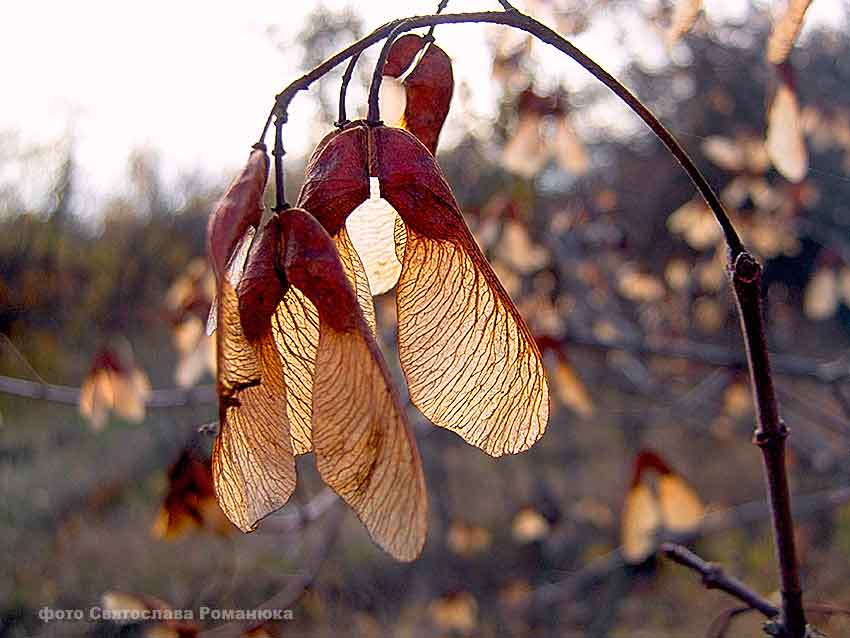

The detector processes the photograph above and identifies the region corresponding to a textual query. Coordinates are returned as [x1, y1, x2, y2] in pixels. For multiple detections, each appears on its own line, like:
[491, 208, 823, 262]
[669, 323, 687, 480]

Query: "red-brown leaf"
[206, 148, 268, 278]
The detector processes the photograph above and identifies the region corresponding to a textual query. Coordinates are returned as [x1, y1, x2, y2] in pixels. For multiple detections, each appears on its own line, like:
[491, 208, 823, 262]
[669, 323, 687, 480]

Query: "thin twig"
[0, 337, 845, 407]
[531, 485, 850, 609]
[261, 9, 743, 254]
[731, 252, 807, 637]
[661, 543, 780, 618]
[199, 503, 345, 638]
[0, 374, 215, 407]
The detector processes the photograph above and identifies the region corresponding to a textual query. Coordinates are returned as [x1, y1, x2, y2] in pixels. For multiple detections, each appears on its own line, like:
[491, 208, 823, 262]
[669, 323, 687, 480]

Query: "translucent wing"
[335, 227, 377, 332]
[374, 126, 549, 457]
[212, 279, 296, 532]
[344, 179, 404, 297]
[271, 286, 318, 455]
[395, 225, 549, 456]
[207, 151, 296, 532]
[280, 208, 427, 562]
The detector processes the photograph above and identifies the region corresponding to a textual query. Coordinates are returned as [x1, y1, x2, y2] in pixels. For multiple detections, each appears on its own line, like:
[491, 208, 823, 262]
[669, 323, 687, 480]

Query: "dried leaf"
[553, 117, 589, 176]
[280, 208, 427, 561]
[213, 278, 296, 532]
[300, 123, 549, 457]
[79, 348, 151, 431]
[502, 115, 546, 178]
[767, 0, 813, 65]
[621, 450, 703, 562]
[494, 219, 550, 274]
[667, 198, 722, 250]
[766, 76, 808, 183]
[701, 136, 744, 171]
[207, 155, 298, 533]
[617, 268, 666, 303]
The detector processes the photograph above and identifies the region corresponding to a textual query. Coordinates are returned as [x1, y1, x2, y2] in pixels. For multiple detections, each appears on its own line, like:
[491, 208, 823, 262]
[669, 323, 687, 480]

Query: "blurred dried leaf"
[804, 267, 839, 320]
[657, 473, 705, 534]
[621, 483, 661, 563]
[152, 448, 234, 540]
[667, 0, 702, 46]
[79, 347, 151, 431]
[617, 267, 666, 303]
[667, 199, 722, 250]
[766, 78, 808, 183]
[447, 520, 492, 557]
[429, 592, 478, 634]
[495, 219, 550, 274]
[550, 354, 595, 418]
[766, 0, 813, 65]
[512, 506, 550, 543]
[723, 381, 753, 419]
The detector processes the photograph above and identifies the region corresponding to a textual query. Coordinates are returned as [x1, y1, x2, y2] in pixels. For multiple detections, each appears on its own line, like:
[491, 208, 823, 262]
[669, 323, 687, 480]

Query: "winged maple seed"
[78, 345, 151, 431]
[207, 150, 426, 560]
[620, 450, 705, 564]
[298, 120, 549, 457]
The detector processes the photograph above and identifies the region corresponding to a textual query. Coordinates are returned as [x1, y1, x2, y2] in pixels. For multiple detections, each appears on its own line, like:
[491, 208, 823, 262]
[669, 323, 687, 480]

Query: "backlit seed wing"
[212, 279, 296, 532]
[280, 208, 428, 562]
[395, 225, 549, 456]
[271, 287, 318, 455]
[374, 127, 549, 457]
[344, 183, 404, 297]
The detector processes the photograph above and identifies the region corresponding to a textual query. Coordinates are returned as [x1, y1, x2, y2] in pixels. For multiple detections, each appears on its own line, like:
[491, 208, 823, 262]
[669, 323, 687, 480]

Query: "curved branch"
[367, 20, 417, 123]
[262, 9, 743, 254]
[661, 543, 780, 619]
[0, 374, 214, 408]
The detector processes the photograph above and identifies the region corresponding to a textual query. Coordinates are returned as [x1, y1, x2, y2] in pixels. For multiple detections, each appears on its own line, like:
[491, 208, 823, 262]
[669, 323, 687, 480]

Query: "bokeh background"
[3, 1, 850, 636]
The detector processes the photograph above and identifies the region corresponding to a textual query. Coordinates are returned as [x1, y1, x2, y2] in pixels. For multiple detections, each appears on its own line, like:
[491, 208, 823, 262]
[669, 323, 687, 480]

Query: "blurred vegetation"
[2, 2, 850, 637]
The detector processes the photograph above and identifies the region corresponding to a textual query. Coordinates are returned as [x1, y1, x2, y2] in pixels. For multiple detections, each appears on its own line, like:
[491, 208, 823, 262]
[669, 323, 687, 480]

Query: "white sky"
[0, 0, 842, 216]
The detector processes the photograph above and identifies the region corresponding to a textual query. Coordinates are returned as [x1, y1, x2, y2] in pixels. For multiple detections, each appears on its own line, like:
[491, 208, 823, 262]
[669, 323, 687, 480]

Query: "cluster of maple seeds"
[207, 33, 550, 561]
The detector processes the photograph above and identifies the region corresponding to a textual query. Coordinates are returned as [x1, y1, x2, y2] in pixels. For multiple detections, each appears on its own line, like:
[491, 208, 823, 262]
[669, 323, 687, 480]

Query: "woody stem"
[263, 9, 743, 253]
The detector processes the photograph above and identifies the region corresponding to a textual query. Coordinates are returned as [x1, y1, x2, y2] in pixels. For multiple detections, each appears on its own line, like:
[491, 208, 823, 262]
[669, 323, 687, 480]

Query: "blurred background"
[3, 0, 850, 636]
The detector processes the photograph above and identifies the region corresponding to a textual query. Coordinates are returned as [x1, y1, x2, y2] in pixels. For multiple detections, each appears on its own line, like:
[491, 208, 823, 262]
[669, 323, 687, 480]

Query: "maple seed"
[299, 121, 550, 457]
